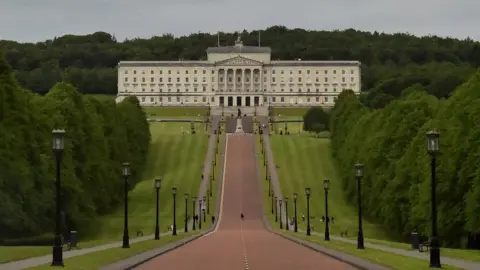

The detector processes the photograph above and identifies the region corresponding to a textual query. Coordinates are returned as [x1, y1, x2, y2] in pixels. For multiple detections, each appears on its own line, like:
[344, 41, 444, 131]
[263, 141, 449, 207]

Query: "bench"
[419, 241, 431, 252]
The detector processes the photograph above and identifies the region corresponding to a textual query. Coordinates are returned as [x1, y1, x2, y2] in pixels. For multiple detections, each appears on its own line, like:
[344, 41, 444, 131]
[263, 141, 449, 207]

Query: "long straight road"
[135, 134, 355, 270]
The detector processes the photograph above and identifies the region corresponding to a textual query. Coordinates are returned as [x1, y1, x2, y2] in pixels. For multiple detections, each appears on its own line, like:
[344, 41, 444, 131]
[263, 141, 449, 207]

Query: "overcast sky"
[1, 0, 479, 43]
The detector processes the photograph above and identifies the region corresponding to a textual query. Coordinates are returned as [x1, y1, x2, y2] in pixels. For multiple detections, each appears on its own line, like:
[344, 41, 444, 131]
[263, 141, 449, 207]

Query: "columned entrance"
[254, 96, 259, 106]
[245, 97, 251, 107]
[220, 96, 225, 106]
[228, 96, 233, 106]
[236, 96, 242, 106]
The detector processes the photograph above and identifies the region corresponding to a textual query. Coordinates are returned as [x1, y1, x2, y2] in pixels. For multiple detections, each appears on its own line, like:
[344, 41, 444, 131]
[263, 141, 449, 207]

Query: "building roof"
[268, 60, 361, 67]
[118, 61, 213, 67]
[206, 46, 271, 54]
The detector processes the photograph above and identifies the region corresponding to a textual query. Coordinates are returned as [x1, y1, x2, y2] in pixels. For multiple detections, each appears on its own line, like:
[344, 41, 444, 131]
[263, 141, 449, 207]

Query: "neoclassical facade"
[116, 37, 361, 107]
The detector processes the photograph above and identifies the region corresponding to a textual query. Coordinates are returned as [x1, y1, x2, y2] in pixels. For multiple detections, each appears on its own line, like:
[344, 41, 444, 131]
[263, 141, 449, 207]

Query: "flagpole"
[258, 30, 261, 47]
[217, 32, 220, 47]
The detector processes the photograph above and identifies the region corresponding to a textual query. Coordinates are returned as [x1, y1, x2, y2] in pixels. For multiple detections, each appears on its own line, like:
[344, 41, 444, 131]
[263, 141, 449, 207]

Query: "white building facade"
[116, 37, 361, 107]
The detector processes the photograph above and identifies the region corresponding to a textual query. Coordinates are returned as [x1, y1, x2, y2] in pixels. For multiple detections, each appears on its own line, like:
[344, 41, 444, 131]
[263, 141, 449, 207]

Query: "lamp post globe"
[121, 162, 131, 248]
[154, 177, 161, 240]
[426, 130, 441, 268]
[323, 179, 330, 241]
[172, 187, 177, 236]
[51, 129, 66, 266]
[305, 188, 311, 236]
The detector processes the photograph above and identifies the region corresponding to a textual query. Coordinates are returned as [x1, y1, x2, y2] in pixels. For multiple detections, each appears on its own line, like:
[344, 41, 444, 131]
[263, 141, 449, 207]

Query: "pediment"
[216, 56, 263, 66]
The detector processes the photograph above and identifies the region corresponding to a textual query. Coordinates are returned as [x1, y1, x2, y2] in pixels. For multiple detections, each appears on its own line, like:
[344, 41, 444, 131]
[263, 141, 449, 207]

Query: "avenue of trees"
[329, 70, 480, 248]
[1, 26, 480, 108]
[0, 53, 150, 241]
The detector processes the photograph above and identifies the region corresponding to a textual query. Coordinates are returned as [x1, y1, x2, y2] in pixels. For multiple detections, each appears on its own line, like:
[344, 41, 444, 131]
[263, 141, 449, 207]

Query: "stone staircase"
[211, 106, 268, 116]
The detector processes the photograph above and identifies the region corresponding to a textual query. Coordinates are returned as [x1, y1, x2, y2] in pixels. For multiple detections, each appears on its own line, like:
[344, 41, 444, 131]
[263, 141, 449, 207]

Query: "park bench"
[419, 241, 431, 252]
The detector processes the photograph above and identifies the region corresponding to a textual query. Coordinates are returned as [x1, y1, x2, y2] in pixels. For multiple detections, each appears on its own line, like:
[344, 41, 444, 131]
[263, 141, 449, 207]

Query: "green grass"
[268, 135, 480, 263]
[0, 246, 51, 264]
[86, 122, 209, 241]
[272, 107, 309, 117]
[280, 231, 461, 270]
[28, 232, 198, 270]
[144, 107, 207, 119]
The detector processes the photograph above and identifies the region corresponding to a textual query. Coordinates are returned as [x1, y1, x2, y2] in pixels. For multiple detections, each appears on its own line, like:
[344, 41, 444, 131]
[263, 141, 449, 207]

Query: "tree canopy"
[1, 26, 479, 108]
[303, 107, 329, 134]
[0, 51, 150, 241]
[329, 70, 480, 247]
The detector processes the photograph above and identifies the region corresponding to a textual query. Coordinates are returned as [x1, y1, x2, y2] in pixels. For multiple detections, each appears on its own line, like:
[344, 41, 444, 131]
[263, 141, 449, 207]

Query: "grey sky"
[1, 0, 479, 43]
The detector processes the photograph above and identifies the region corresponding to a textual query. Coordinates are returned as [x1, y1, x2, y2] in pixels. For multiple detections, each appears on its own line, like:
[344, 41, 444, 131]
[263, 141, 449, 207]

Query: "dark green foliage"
[0, 27, 479, 105]
[303, 107, 329, 133]
[0, 51, 150, 239]
[330, 70, 480, 247]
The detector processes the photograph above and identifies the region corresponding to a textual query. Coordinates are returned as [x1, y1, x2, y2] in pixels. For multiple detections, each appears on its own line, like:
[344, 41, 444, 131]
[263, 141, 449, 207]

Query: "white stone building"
[116, 37, 361, 107]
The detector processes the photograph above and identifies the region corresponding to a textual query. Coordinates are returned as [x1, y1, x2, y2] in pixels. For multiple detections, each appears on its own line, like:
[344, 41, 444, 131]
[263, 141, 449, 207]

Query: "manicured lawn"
[272, 107, 309, 118]
[144, 107, 207, 119]
[0, 246, 51, 264]
[280, 231, 461, 270]
[86, 122, 209, 241]
[269, 136, 391, 240]
[28, 232, 198, 270]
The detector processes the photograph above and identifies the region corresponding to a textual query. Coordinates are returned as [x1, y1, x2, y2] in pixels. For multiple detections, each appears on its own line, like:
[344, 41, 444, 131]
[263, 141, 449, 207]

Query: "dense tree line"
[1, 26, 480, 107]
[0, 52, 150, 240]
[329, 70, 480, 248]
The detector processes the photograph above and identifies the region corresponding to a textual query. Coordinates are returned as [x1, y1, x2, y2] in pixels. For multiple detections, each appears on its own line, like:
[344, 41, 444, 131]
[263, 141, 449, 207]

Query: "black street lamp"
[184, 193, 189, 233]
[427, 130, 441, 268]
[324, 179, 330, 241]
[122, 162, 131, 248]
[209, 176, 213, 197]
[305, 187, 311, 236]
[192, 196, 196, 231]
[172, 187, 177, 236]
[271, 191, 274, 214]
[265, 163, 269, 181]
[52, 129, 65, 266]
[354, 164, 364, 249]
[293, 193, 298, 233]
[198, 199, 202, 229]
[154, 177, 161, 240]
[279, 198, 283, 229]
[203, 196, 206, 222]
[207, 190, 210, 214]
[274, 196, 278, 222]
[268, 176, 271, 196]
[285, 197, 289, 231]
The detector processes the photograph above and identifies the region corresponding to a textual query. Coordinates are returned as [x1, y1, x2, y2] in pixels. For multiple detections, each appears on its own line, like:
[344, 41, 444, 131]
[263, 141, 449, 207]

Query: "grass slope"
[1, 122, 209, 264]
[144, 107, 207, 119]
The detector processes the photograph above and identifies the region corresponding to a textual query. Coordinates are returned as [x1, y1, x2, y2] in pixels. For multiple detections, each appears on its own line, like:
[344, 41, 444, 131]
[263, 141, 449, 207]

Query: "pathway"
[257, 116, 480, 270]
[135, 134, 356, 270]
[1, 117, 221, 270]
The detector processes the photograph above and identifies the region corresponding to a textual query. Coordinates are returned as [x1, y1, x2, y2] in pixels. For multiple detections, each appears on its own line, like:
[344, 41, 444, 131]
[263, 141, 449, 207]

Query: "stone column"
[250, 69, 254, 92]
[233, 69, 237, 92]
[224, 68, 228, 92]
[242, 69, 245, 92]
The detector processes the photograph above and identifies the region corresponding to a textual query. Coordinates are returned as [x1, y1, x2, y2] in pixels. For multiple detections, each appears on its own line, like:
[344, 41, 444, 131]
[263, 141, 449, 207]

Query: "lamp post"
[265, 162, 269, 181]
[268, 176, 271, 196]
[192, 196, 196, 231]
[203, 196, 206, 222]
[274, 196, 278, 222]
[198, 199, 202, 229]
[324, 179, 330, 241]
[209, 176, 213, 197]
[184, 193, 189, 233]
[207, 190, 210, 214]
[172, 187, 177, 236]
[354, 164, 365, 249]
[154, 177, 161, 240]
[293, 193, 298, 232]
[305, 187, 311, 236]
[285, 197, 289, 231]
[122, 162, 131, 248]
[279, 198, 283, 229]
[52, 129, 65, 266]
[271, 190, 274, 213]
[427, 130, 441, 268]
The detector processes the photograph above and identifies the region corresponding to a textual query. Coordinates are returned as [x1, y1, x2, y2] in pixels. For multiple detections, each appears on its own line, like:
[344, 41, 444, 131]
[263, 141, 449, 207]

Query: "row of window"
[124, 68, 356, 76]
[124, 76, 356, 84]
[123, 85, 355, 93]
[139, 95, 337, 103]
